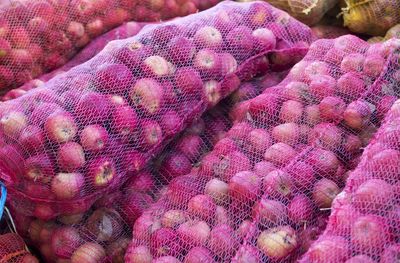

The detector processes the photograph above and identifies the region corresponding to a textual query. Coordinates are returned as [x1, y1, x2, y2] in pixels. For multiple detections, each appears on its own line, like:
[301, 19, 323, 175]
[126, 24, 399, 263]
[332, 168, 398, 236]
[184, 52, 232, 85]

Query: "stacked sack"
[0, 186, 39, 263]
[300, 44, 400, 263]
[9, 108, 231, 263]
[0, 0, 222, 91]
[0, 1, 315, 262]
[385, 24, 400, 39]
[311, 25, 350, 39]
[0, 233, 39, 262]
[227, 36, 400, 263]
[341, 0, 400, 36]
[0, 0, 314, 219]
[237, 0, 339, 26]
[265, 0, 339, 25]
[367, 23, 400, 43]
[124, 35, 400, 262]
[9, 72, 286, 263]
[1, 21, 146, 101]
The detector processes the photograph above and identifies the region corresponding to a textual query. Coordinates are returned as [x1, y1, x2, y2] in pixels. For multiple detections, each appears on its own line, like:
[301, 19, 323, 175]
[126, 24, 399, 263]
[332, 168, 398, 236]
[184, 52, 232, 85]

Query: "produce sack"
[0, 0, 222, 92]
[300, 49, 400, 262]
[1, 21, 146, 101]
[265, 0, 339, 25]
[368, 36, 385, 43]
[125, 36, 400, 262]
[366, 23, 400, 43]
[312, 25, 351, 39]
[7, 73, 286, 263]
[15, 102, 234, 263]
[0, 1, 314, 219]
[342, 0, 400, 36]
[385, 23, 400, 39]
[10, 100, 235, 263]
[0, 183, 38, 263]
[6, 112, 224, 263]
[0, 233, 39, 262]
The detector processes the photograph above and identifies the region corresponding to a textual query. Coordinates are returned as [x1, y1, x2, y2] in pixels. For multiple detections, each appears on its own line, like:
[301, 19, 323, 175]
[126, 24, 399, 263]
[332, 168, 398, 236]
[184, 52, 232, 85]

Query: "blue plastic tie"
[0, 182, 7, 221]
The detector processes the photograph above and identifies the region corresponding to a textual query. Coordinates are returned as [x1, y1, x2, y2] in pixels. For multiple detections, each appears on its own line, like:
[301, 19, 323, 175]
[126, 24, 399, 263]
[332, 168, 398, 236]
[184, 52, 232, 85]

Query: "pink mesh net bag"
[0, 233, 39, 262]
[0, 0, 222, 92]
[124, 36, 400, 262]
[0, 183, 39, 262]
[9, 199, 134, 262]
[1, 21, 146, 101]
[232, 37, 400, 263]
[5, 107, 227, 263]
[300, 47, 400, 263]
[0, 0, 314, 220]
[7, 117, 228, 263]
[6, 73, 286, 263]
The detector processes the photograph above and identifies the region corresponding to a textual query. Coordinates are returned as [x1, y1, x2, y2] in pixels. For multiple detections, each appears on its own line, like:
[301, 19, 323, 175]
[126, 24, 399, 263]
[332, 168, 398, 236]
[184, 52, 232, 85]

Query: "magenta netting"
[0, 187, 39, 262]
[300, 46, 400, 263]
[1, 21, 147, 101]
[122, 36, 400, 262]
[7, 72, 287, 263]
[0, 0, 222, 92]
[0, 0, 314, 221]
[0, 233, 39, 262]
[8, 110, 229, 263]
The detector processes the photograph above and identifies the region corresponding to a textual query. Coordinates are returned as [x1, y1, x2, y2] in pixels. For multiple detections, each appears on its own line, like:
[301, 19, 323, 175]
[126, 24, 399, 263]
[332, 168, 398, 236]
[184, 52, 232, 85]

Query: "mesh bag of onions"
[6, 73, 286, 263]
[123, 36, 400, 262]
[7, 105, 232, 263]
[0, 233, 39, 262]
[0, 1, 313, 220]
[341, 0, 400, 36]
[0, 0, 222, 91]
[300, 50, 400, 263]
[1, 21, 146, 101]
[54, 22, 146, 76]
[0, 12, 282, 263]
